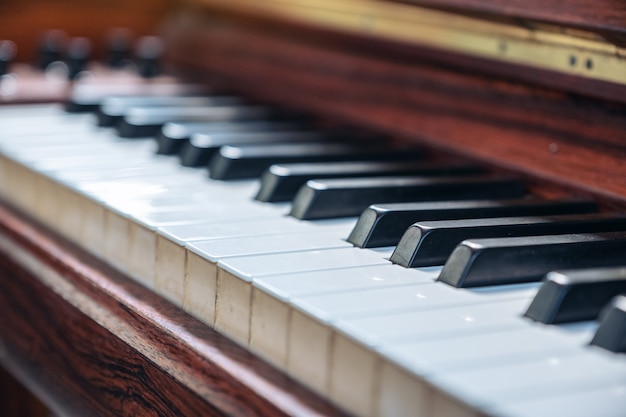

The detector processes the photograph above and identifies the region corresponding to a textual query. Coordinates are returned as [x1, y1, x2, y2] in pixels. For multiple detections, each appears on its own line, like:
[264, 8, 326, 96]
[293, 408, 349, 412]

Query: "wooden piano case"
[162, 0, 626, 207]
[0, 204, 349, 416]
[0, 0, 625, 416]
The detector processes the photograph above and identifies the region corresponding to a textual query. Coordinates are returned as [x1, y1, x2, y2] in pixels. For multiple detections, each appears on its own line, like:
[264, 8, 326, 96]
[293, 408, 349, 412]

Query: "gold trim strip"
[194, 0, 626, 86]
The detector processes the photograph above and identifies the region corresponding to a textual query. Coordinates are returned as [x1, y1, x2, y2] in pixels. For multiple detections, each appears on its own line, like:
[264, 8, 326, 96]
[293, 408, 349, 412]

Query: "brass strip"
[194, 0, 626, 85]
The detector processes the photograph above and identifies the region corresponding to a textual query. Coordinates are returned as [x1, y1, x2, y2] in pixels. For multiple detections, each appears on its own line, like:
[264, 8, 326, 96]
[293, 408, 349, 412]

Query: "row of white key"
[0, 104, 624, 417]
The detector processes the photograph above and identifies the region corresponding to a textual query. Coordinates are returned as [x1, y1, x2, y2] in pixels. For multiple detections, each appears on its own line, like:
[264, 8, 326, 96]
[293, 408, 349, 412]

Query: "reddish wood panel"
[163, 19, 626, 206]
[181, 4, 626, 105]
[0, 202, 351, 417]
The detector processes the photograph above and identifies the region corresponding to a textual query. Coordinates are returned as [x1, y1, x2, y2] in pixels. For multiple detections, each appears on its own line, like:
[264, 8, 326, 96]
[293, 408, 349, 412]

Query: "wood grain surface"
[0, 368, 50, 417]
[0, 202, 351, 417]
[395, 0, 626, 40]
[163, 16, 626, 208]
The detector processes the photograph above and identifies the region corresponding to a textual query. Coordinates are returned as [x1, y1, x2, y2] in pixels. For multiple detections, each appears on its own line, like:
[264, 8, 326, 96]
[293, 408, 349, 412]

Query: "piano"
[1, 1, 625, 416]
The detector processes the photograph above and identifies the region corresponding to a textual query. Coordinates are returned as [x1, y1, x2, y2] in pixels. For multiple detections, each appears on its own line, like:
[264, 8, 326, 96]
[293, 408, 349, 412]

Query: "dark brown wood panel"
[0, 202, 351, 417]
[0, 368, 50, 417]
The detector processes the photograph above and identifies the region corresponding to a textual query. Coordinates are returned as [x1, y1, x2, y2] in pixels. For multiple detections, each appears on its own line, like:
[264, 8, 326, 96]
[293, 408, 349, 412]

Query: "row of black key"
[70, 91, 626, 353]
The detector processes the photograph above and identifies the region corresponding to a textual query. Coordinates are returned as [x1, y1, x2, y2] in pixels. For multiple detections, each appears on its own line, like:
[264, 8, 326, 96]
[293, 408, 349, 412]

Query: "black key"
[158, 122, 214, 155]
[180, 130, 334, 167]
[590, 295, 626, 353]
[208, 143, 421, 180]
[525, 267, 626, 324]
[290, 175, 526, 220]
[157, 120, 304, 155]
[37, 30, 66, 70]
[255, 161, 481, 203]
[391, 214, 626, 268]
[348, 198, 596, 248]
[0, 40, 16, 76]
[66, 37, 92, 80]
[116, 105, 277, 138]
[438, 232, 626, 288]
[97, 95, 241, 127]
[135, 36, 163, 78]
[105, 28, 133, 68]
[65, 96, 101, 113]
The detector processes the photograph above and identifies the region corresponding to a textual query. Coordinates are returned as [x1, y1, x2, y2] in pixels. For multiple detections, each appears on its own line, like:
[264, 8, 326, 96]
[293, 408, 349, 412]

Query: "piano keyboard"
[1, 90, 625, 417]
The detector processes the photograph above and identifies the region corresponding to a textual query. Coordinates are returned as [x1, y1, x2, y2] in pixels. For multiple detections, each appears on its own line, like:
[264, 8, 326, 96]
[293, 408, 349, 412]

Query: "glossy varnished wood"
[397, 0, 626, 41]
[0, 368, 49, 417]
[164, 17, 626, 207]
[0, 202, 351, 417]
[181, 3, 626, 105]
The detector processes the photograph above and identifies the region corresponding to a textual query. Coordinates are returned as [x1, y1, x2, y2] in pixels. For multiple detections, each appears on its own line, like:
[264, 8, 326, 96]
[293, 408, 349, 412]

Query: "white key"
[219, 246, 392, 281]
[0, 120, 97, 137]
[0, 104, 65, 117]
[290, 280, 535, 323]
[433, 349, 626, 414]
[254, 263, 437, 300]
[251, 265, 436, 396]
[493, 382, 626, 417]
[335, 295, 535, 346]
[189, 231, 353, 262]
[183, 231, 354, 329]
[380, 325, 595, 378]
[215, 247, 392, 358]
[161, 217, 353, 244]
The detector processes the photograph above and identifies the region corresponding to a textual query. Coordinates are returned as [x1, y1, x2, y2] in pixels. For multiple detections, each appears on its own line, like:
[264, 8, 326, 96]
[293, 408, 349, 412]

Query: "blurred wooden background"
[0, 0, 178, 62]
